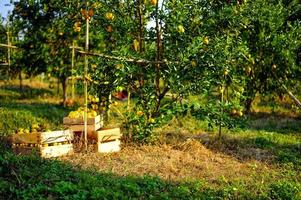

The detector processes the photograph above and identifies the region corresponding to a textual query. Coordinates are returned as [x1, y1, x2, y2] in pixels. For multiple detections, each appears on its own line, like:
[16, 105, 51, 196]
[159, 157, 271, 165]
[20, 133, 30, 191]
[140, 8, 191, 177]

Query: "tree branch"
[77, 50, 177, 64]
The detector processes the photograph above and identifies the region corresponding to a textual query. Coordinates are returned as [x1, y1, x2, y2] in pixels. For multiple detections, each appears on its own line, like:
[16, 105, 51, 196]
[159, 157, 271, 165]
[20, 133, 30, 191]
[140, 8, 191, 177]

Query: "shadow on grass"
[0, 146, 299, 200]
[0, 82, 77, 120]
[0, 147, 234, 199]
[0, 101, 74, 136]
[200, 133, 301, 170]
[246, 112, 301, 134]
[0, 85, 54, 100]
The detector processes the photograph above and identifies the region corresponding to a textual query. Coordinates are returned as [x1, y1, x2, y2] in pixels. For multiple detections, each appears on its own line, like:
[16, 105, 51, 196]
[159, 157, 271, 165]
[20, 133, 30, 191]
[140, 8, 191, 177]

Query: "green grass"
[0, 81, 301, 199]
[0, 85, 74, 136]
[0, 102, 72, 135]
[219, 129, 301, 169]
[0, 149, 300, 200]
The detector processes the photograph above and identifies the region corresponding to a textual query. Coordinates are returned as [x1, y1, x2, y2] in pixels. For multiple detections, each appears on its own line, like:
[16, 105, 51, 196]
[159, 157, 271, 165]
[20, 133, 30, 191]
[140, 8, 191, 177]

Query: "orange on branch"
[106, 25, 113, 33]
[231, 109, 237, 116]
[224, 69, 229, 76]
[150, 0, 157, 6]
[245, 66, 252, 75]
[191, 60, 197, 67]
[203, 37, 209, 45]
[272, 64, 277, 69]
[133, 39, 140, 52]
[105, 12, 115, 20]
[177, 25, 185, 33]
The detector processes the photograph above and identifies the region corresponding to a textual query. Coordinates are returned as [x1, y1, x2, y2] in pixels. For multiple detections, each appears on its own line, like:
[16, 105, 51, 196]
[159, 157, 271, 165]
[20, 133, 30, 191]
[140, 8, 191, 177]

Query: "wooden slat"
[40, 130, 73, 144]
[65, 122, 102, 133]
[12, 130, 73, 144]
[93, 128, 121, 142]
[63, 115, 102, 125]
[12, 133, 40, 144]
[13, 144, 73, 158]
[13, 146, 40, 156]
[40, 144, 73, 158]
[0, 43, 18, 49]
[97, 139, 121, 153]
[77, 50, 178, 65]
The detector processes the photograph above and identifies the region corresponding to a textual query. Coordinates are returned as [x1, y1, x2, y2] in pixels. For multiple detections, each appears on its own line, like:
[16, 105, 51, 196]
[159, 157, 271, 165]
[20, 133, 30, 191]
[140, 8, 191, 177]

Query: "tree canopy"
[7, 0, 301, 142]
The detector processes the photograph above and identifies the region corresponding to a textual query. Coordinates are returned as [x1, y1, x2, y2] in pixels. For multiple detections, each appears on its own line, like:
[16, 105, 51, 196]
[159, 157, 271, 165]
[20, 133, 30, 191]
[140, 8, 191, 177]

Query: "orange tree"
[0, 14, 24, 84]
[230, 0, 301, 112]
[8, 1, 247, 142]
[81, 0, 250, 142]
[10, 0, 301, 143]
[0, 17, 8, 78]
[11, 0, 84, 104]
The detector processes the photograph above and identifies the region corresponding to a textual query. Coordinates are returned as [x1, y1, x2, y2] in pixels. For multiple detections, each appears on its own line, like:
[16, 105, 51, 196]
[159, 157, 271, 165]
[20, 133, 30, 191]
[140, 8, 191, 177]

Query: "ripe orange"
[133, 39, 140, 52]
[191, 60, 197, 67]
[150, 0, 157, 6]
[106, 25, 113, 33]
[203, 37, 209, 45]
[136, 111, 144, 116]
[177, 25, 185, 33]
[272, 64, 277, 69]
[245, 66, 252, 75]
[231, 109, 237, 116]
[105, 12, 114, 20]
[238, 111, 243, 117]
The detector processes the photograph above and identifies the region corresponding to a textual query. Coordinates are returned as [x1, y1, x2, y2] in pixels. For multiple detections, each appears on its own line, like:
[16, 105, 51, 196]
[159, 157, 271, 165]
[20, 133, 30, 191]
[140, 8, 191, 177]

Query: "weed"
[269, 180, 301, 200]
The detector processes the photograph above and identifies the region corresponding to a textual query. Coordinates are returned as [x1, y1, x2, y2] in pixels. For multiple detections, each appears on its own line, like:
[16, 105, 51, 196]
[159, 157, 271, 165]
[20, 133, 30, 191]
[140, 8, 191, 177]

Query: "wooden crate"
[63, 115, 102, 125]
[12, 130, 73, 144]
[93, 128, 122, 153]
[12, 130, 73, 158]
[63, 115, 103, 135]
[97, 140, 121, 153]
[13, 144, 73, 158]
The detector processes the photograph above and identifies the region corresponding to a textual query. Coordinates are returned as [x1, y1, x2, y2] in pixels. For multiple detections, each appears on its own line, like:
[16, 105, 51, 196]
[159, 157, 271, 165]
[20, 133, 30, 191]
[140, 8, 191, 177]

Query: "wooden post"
[7, 21, 11, 79]
[218, 78, 225, 142]
[282, 84, 301, 109]
[218, 87, 223, 141]
[84, 15, 90, 151]
[57, 77, 60, 96]
[107, 93, 112, 120]
[127, 86, 131, 111]
[71, 41, 75, 100]
[69, 44, 83, 100]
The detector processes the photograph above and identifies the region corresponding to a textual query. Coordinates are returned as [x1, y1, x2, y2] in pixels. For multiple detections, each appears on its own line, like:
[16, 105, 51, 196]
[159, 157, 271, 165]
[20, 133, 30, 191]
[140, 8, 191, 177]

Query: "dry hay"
[60, 139, 272, 183]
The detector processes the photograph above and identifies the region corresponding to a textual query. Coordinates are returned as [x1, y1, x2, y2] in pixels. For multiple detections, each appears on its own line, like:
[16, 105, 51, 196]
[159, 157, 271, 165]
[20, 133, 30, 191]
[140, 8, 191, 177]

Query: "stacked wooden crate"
[63, 115, 103, 137]
[12, 130, 73, 158]
[92, 128, 122, 153]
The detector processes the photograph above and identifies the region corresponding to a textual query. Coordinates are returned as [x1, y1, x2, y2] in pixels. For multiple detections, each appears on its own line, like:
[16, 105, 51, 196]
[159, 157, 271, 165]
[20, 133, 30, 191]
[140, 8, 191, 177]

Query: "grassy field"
[0, 79, 300, 199]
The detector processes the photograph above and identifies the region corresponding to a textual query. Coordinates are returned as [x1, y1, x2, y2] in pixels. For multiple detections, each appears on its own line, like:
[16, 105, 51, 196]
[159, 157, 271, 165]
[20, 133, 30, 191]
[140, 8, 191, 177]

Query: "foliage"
[237, 0, 301, 111]
[269, 180, 301, 200]
[0, 17, 7, 68]
[0, 81, 301, 199]
[8, 0, 301, 142]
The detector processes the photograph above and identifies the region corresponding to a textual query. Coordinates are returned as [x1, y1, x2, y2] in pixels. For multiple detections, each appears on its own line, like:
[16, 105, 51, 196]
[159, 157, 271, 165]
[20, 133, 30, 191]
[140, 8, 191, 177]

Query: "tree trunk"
[105, 93, 112, 121]
[57, 77, 60, 96]
[244, 80, 256, 114]
[19, 71, 23, 94]
[61, 77, 68, 106]
[127, 86, 131, 111]
[244, 97, 253, 114]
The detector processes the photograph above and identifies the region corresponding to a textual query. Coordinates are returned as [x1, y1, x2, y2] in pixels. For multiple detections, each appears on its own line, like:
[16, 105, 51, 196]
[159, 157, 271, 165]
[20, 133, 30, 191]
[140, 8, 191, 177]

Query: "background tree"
[12, 0, 83, 104]
[232, 0, 301, 112]
[0, 16, 8, 77]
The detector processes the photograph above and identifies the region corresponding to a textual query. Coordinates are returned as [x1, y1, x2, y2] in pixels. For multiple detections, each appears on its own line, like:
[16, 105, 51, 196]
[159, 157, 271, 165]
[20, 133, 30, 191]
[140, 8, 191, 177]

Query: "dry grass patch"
[61, 140, 275, 185]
